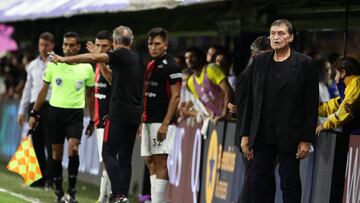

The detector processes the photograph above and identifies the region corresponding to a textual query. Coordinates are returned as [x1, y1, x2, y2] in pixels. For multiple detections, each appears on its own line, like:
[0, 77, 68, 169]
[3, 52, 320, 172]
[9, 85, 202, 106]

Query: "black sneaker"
[55, 196, 67, 203]
[67, 188, 78, 203]
[55, 190, 66, 203]
[66, 194, 78, 203]
[45, 179, 54, 190]
[112, 196, 130, 203]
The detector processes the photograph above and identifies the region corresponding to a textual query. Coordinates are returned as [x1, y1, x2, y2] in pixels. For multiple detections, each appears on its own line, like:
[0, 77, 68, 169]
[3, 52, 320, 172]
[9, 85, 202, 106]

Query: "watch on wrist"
[30, 109, 40, 120]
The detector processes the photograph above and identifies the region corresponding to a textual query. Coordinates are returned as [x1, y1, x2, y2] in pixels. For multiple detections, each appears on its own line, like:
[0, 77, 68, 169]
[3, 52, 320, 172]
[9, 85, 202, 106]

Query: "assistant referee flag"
[7, 130, 42, 186]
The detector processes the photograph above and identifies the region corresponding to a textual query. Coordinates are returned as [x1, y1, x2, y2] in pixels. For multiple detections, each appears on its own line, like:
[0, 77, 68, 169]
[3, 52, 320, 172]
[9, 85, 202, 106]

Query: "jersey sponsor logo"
[95, 82, 107, 88]
[75, 80, 84, 91]
[95, 93, 107, 100]
[55, 78, 62, 86]
[145, 92, 157, 98]
[147, 81, 158, 87]
[206, 129, 218, 203]
[170, 73, 182, 79]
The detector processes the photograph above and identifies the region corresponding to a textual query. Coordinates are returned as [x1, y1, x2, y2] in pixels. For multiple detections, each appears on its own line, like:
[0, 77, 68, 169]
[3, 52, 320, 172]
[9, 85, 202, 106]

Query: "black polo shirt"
[107, 48, 145, 124]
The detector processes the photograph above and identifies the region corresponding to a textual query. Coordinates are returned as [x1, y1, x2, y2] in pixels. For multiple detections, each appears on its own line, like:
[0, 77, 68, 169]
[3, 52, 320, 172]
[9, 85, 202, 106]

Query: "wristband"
[30, 110, 40, 120]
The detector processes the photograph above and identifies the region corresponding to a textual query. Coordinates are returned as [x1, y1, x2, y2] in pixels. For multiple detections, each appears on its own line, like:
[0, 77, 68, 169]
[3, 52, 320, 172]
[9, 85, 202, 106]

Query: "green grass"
[0, 191, 28, 203]
[0, 161, 140, 203]
[0, 162, 99, 202]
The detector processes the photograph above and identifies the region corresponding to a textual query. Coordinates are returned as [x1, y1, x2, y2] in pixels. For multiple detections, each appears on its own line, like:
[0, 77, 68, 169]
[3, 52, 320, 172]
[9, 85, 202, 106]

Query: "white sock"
[150, 175, 156, 201]
[98, 169, 108, 202]
[103, 170, 111, 202]
[152, 178, 168, 203]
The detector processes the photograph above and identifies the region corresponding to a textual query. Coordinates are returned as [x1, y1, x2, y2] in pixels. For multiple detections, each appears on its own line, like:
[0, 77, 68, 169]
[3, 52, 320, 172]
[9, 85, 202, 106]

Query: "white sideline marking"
[0, 187, 41, 203]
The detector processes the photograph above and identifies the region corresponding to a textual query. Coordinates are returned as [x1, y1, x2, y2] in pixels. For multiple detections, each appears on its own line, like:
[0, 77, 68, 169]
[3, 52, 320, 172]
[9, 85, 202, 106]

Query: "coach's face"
[63, 37, 80, 56]
[148, 35, 167, 58]
[269, 24, 293, 51]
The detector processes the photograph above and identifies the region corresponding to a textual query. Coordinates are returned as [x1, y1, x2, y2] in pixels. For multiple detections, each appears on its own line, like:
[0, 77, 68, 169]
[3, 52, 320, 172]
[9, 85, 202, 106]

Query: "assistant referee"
[29, 32, 95, 203]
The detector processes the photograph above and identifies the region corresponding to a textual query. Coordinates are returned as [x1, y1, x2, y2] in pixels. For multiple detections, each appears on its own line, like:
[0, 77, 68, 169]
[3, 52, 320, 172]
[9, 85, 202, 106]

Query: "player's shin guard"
[150, 175, 156, 201]
[52, 158, 63, 192]
[68, 155, 79, 191]
[98, 169, 112, 202]
[152, 178, 168, 203]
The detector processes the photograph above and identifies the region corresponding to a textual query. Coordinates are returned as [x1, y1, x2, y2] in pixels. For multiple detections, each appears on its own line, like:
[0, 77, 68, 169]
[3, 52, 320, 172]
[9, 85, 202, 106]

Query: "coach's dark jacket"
[239, 49, 319, 153]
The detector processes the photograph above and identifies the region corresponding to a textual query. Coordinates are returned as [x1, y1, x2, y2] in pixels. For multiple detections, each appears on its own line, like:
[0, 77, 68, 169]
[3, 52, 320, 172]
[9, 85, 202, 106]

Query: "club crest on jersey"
[75, 80, 84, 91]
[55, 78, 62, 86]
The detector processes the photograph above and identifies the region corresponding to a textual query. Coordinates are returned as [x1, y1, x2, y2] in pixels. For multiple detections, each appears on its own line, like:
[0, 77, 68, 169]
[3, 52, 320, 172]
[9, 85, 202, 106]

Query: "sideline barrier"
[0, 100, 22, 160]
[342, 134, 360, 203]
[166, 120, 203, 203]
[2, 100, 358, 200]
[166, 120, 354, 203]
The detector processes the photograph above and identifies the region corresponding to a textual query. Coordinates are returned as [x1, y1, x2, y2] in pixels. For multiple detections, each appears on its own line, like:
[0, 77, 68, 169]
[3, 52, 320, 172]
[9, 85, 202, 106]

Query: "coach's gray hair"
[113, 26, 134, 46]
[271, 19, 294, 35]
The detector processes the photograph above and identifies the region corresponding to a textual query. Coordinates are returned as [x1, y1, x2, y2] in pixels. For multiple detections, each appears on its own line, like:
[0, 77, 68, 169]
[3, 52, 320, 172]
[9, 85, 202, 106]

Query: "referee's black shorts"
[47, 106, 84, 144]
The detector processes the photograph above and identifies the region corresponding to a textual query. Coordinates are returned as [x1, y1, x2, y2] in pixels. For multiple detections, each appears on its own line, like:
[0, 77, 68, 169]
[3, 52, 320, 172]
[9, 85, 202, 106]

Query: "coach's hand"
[296, 141, 311, 159]
[86, 41, 96, 53]
[85, 120, 95, 137]
[48, 51, 64, 64]
[157, 124, 168, 142]
[241, 136, 253, 161]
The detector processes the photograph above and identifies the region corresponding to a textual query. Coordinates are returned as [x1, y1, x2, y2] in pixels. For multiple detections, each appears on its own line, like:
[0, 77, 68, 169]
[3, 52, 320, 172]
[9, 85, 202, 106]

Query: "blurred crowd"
[0, 43, 343, 108]
[0, 51, 35, 100]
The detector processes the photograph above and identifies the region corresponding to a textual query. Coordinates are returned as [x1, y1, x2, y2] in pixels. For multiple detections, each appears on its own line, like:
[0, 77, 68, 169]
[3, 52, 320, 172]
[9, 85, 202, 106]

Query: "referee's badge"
[75, 80, 84, 91]
[55, 78, 62, 86]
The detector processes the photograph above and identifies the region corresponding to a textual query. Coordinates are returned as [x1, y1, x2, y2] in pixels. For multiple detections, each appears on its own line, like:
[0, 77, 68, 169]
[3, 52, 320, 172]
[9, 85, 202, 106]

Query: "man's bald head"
[113, 26, 134, 46]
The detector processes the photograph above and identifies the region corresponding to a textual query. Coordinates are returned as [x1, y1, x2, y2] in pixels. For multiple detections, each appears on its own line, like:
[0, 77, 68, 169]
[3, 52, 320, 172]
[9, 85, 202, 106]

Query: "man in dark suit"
[239, 19, 318, 203]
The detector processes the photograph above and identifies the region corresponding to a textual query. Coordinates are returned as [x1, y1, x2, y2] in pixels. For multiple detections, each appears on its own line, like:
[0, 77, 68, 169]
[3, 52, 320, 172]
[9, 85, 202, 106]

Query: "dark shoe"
[67, 188, 78, 203]
[55, 196, 67, 203]
[66, 194, 78, 203]
[55, 190, 66, 203]
[45, 179, 54, 190]
[110, 194, 130, 203]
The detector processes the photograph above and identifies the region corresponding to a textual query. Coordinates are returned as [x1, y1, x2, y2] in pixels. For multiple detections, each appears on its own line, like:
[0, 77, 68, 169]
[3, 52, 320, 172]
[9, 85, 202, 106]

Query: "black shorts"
[47, 106, 84, 144]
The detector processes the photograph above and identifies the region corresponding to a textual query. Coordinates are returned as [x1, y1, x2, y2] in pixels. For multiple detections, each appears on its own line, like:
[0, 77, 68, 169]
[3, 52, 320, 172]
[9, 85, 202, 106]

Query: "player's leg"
[141, 123, 156, 201]
[65, 108, 84, 203]
[96, 128, 111, 203]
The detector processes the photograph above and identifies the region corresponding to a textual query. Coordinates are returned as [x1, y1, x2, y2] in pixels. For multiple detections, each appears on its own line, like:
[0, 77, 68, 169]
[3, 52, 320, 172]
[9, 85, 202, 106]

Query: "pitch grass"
[0, 191, 28, 203]
[0, 161, 139, 203]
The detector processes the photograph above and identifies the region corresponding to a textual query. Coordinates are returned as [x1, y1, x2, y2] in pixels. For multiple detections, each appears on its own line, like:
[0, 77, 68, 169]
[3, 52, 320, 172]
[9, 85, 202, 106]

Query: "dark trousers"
[29, 102, 52, 186]
[238, 153, 276, 203]
[252, 142, 301, 203]
[102, 116, 138, 196]
[238, 154, 252, 203]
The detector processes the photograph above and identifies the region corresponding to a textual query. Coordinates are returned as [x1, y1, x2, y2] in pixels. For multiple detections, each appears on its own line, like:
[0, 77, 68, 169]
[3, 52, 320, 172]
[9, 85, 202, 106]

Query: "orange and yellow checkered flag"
[7, 132, 42, 186]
